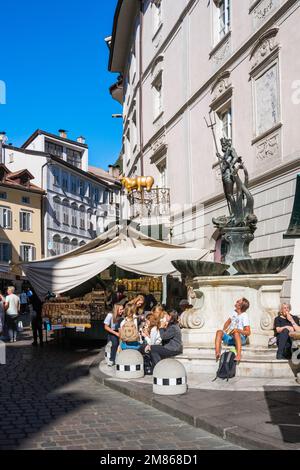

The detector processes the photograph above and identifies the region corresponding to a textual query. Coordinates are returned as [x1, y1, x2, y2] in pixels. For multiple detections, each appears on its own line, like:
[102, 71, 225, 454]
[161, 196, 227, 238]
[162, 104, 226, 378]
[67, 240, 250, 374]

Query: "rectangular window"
[66, 148, 82, 168]
[80, 215, 85, 230]
[71, 176, 77, 194]
[153, 72, 163, 120]
[218, 0, 231, 40]
[63, 211, 69, 225]
[219, 107, 232, 140]
[0, 242, 11, 262]
[53, 167, 60, 186]
[153, 0, 162, 34]
[45, 140, 63, 157]
[0, 207, 12, 229]
[20, 211, 32, 231]
[71, 208, 78, 227]
[0, 192, 7, 200]
[79, 180, 85, 197]
[93, 188, 99, 204]
[22, 196, 30, 204]
[254, 63, 280, 137]
[62, 173, 68, 191]
[20, 245, 36, 262]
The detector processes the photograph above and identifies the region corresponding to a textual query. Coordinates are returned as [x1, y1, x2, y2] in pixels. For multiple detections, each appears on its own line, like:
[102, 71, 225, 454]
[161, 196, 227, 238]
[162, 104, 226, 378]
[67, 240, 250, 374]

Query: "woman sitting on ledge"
[274, 303, 300, 360]
[150, 310, 183, 368]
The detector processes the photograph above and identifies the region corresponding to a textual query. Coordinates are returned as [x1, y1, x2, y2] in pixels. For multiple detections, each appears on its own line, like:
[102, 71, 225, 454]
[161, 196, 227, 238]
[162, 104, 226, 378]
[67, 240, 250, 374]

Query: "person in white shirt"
[5, 286, 20, 342]
[140, 314, 162, 351]
[215, 297, 251, 362]
[104, 302, 125, 366]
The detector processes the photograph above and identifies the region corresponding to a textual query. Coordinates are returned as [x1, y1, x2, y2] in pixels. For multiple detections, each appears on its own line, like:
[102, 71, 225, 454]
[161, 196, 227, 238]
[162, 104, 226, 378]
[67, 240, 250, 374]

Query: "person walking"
[31, 291, 44, 347]
[0, 291, 5, 339]
[19, 289, 28, 315]
[5, 286, 20, 343]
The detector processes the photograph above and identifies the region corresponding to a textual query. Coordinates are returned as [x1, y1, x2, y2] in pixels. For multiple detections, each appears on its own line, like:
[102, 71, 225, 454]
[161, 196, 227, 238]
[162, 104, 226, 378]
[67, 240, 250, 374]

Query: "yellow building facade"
[0, 164, 45, 291]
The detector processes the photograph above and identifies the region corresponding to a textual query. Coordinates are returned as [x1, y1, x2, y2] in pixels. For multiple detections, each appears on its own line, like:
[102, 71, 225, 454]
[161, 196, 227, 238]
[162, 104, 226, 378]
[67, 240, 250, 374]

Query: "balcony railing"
[128, 187, 170, 219]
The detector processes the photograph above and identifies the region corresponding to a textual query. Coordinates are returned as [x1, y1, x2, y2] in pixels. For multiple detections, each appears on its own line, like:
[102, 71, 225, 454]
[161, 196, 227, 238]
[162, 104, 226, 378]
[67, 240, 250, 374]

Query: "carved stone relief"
[251, 0, 281, 30]
[211, 36, 231, 69]
[255, 129, 281, 164]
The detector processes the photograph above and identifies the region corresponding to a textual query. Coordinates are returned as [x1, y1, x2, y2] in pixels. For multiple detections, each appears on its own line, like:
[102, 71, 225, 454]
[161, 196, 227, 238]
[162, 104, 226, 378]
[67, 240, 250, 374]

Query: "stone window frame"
[210, 72, 234, 156]
[250, 28, 282, 143]
[151, 56, 164, 125]
[211, 0, 232, 51]
[151, 0, 163, 40]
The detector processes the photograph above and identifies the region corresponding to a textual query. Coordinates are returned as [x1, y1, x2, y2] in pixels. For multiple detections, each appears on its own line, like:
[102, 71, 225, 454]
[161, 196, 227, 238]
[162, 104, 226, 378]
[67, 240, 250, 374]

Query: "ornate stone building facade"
[107, 0, 300, 305]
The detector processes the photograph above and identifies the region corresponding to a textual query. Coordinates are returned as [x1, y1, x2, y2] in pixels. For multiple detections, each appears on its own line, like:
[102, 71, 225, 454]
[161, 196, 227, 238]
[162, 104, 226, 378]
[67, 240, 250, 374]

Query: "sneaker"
[107, 360, 115, 367]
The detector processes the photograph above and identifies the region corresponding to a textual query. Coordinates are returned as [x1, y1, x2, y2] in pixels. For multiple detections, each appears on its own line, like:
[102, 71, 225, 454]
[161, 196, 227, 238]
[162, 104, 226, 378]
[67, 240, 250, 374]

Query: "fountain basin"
[171, 260, 230, 277]
[232, 255, 293, 275]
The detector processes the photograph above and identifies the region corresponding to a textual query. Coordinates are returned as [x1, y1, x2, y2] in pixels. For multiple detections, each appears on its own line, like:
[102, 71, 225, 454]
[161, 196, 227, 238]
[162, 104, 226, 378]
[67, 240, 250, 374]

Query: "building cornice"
[21, 129, 88, 150]
[108, 0, 139, 72]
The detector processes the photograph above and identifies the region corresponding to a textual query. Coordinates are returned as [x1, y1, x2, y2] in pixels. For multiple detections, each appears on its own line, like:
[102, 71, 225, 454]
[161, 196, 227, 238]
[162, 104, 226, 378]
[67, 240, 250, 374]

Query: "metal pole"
[162, 274, 167, 306]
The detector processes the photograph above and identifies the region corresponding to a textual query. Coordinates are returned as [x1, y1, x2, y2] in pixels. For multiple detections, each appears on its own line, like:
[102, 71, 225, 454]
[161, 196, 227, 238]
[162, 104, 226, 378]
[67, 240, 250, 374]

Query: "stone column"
[180, 274, 286, 348]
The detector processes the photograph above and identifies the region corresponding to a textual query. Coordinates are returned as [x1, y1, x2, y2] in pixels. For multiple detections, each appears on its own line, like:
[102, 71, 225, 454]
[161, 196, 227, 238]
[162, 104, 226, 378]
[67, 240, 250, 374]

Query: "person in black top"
[274, 303, 300, 359]
[30, 291, 44, 347]
[150, 310, 183, 368]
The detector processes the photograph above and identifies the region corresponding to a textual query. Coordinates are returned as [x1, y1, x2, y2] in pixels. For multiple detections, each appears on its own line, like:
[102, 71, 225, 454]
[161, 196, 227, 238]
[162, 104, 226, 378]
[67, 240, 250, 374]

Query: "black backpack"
[214, 351, 236, 381]
[143, 352, 153, 376]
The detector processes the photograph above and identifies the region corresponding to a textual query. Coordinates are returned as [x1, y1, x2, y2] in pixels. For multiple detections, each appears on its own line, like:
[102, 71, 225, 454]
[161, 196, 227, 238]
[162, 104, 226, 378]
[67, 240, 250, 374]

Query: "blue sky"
[0, 0, 122, 170]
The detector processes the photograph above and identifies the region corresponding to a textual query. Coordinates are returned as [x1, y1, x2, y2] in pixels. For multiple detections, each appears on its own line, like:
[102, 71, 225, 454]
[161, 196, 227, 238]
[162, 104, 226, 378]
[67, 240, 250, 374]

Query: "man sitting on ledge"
[274, 303, 300, 360]
[215, 298, 251, 363]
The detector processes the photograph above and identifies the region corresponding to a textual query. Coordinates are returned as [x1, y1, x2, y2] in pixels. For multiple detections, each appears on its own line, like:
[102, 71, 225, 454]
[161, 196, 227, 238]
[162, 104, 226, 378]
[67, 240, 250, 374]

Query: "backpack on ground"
[119, 318, 140, 343]
[214, 351, 236, 381]
[143, 352, 153, 375]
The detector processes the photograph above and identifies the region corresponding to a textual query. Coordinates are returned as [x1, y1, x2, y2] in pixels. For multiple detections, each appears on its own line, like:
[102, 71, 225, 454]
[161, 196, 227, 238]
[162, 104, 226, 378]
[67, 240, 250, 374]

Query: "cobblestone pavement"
[0, 328, 243, 450]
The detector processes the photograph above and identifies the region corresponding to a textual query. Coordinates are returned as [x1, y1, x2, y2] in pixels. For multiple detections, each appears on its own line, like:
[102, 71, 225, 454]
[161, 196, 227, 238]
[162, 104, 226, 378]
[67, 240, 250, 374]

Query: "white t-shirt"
[150, 326, 162, 345]
[104, 312, 119, 330]
[229, 311, 250, 331]
[6, 294, 20, 316]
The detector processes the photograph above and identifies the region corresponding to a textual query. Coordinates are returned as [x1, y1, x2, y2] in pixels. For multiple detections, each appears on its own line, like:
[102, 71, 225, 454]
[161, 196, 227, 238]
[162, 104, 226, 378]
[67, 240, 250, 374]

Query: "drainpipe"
[139, 0, 144, 176]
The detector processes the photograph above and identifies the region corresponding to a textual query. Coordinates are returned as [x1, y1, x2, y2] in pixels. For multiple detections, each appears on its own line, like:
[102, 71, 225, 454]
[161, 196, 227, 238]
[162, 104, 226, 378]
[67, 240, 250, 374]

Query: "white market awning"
[22, 225, 208, 298]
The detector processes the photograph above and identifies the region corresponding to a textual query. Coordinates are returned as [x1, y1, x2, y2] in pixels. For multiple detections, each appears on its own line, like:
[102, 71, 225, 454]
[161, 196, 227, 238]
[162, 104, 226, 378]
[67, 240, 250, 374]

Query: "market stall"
[20, 225, 208, 340]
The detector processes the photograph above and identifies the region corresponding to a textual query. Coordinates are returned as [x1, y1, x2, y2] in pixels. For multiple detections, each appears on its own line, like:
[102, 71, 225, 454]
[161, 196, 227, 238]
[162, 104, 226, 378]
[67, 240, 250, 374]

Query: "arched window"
[79, 205, 85, 230]
[62, 198, 70, 225]
[71, 238, 78, 248]
[53, 234, 61, 256]
[79, 240, 86, 247]
[87, 208, 93, 231]
[53, 196, 61, 223]
[63, 237, 70, 254]
[71, 202, 78, 227]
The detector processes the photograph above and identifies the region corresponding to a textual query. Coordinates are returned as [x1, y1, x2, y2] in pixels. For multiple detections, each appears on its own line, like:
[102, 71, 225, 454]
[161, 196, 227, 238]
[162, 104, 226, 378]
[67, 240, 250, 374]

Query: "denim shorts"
[222, 332, 247, 346]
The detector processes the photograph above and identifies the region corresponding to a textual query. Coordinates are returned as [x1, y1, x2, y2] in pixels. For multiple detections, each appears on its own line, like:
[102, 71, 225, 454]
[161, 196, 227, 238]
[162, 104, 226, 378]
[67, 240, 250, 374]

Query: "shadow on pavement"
[0, 329, 103, 449]
[264, 386, 300, 445]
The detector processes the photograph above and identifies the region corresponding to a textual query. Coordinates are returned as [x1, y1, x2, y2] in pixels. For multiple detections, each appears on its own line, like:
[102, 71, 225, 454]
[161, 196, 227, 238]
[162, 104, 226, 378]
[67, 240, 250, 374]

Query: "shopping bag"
[17, 320, 23, 332]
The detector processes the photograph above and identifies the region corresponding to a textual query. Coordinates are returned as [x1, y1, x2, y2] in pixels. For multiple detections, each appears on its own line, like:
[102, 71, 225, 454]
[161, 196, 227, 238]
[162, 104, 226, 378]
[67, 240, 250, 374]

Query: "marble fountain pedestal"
[177, 275, 300, 379]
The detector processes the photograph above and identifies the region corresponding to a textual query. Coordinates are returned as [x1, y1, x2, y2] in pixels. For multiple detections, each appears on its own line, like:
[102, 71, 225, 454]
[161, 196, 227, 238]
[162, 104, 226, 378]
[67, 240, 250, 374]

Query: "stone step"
[176, 346, 299, 378]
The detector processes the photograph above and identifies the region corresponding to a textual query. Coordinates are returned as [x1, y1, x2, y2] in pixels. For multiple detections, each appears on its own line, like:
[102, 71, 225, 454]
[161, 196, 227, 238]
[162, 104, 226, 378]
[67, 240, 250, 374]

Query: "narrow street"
[0, 327, 243, 450]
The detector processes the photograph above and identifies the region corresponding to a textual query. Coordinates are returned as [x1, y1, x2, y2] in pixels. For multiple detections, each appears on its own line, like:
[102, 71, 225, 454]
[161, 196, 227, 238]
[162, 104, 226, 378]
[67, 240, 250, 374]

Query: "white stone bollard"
[104, 341, 112, 364]
[0, 340, 6, 365]
[115, 349, 144, 379]
[153, 359, 187, 395]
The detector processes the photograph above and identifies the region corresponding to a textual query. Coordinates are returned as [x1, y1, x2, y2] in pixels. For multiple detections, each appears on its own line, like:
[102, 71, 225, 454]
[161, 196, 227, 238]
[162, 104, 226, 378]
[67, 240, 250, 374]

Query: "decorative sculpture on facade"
[120, 175, 155, 193]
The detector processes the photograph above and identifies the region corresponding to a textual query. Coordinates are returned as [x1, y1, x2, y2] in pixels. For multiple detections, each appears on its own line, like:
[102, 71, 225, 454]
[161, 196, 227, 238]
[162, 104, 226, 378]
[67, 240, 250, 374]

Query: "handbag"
[17, 320, 23, 332]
